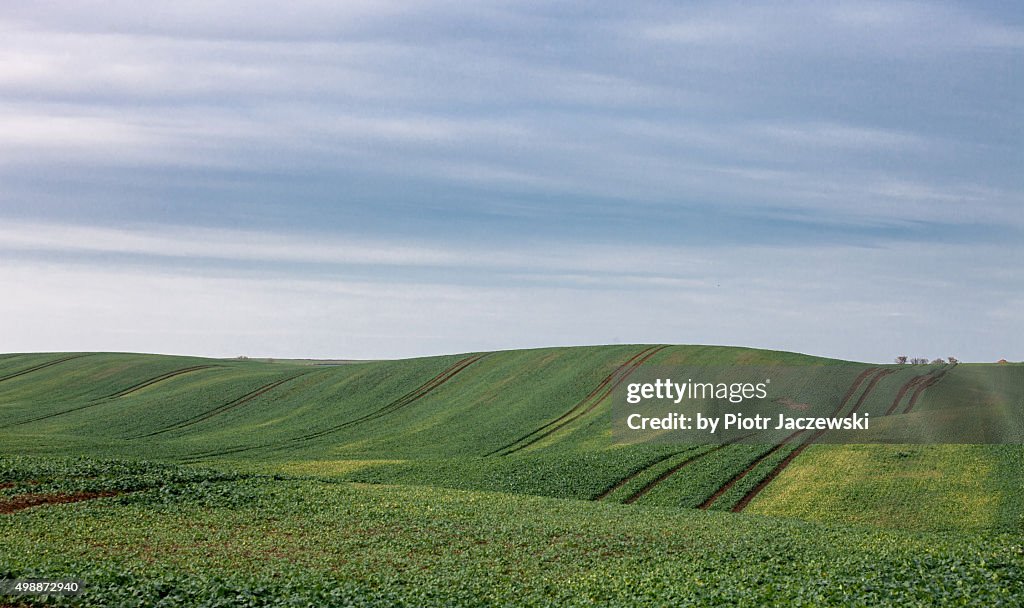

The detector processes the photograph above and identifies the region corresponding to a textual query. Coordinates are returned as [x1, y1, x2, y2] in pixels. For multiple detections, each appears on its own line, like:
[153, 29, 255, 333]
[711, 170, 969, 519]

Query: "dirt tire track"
[904, 364, 955, 414]
[698, 367, 885, 510]
[621, 432, 760, 505]
[729, 436, 816, 512]
[103, 365, 221, 399]
[486, 347, 661, 457]
[696, 431, 804, 510]
[594, 446, 703, 501]
[0, 354, 88, 384]
[178, 444, 256, 463]
[179, 354, 489, 461]
[845, 369, 895, 417]
[0, 368, 214, 428]
[884, 372, 931, 415]
[490, 346, 668, 457]
[730, 367, 891, 513]
[135, 373, 307, 438]
[828, 367, 881, 417]
[292, 353, 489, 443]
[623, 441, 738, 505]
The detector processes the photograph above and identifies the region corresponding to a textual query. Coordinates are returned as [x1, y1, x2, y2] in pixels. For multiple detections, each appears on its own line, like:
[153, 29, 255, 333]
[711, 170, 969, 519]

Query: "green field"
[0, 346, 1021, 606]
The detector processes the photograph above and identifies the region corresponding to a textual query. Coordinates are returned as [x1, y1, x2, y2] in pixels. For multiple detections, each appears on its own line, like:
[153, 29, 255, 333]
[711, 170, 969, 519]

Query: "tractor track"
[610, 366, 881, 508]
[696, 431, 804, 510]
[177, 354, 489, 462]
[729, 434, 814, 512]
[488, 346, 668, 457]
[486, 346, 660, 456]
[0, 364, 222, 429]
[729, 367, 891, 512]
[697, 367, 883, 510]
[903, 365, 955, 414]
[846, 369, 896, 417]
[103, 365, 221, 399]
[178, 444, 257, 463]
[290, 353, 489, 443]
[594, 446, 704, 501]
[884, 373, 929, 415]
[882, 365, 955, 416]
[135, 373, 307, 438]
[622, 440, 742, 505]
[0, 354, 88, 384]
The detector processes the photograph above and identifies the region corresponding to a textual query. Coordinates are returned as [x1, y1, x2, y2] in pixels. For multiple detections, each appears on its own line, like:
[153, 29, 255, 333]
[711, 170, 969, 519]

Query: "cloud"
[1, 234, 1020, 361]
[0, 221, 463, 267]
[0, 1, 1019, 360]
[639, 1, 1024, 52]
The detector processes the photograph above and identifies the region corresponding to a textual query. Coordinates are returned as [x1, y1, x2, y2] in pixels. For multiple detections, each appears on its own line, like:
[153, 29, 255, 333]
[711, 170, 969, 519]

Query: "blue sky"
[1, 1, 1021, 362]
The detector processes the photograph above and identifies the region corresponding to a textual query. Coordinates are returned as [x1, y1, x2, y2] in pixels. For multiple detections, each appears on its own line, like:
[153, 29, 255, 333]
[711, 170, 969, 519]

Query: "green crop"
[0, 347, 1021, 605]
[1, 456, 1023, 607]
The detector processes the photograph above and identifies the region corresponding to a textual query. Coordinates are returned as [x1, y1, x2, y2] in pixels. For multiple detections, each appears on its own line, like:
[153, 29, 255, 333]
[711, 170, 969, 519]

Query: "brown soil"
[885, 374, 927, 415]
[0, 490, 121, 514]
[904, 365, 954, 413]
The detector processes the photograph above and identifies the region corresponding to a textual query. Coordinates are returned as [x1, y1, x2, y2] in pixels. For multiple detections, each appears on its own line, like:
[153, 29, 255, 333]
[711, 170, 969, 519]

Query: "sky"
[1, 1, 1021, 362]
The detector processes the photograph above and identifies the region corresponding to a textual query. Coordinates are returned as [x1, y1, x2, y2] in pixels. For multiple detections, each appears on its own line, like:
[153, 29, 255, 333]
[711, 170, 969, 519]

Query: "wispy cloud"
[0, 1, 1019, 360]
[2, 231, 1020, 361]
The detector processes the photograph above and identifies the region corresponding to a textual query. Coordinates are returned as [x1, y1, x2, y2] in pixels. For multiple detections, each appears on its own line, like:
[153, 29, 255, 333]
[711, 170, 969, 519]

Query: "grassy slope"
[1, 350, 1022, 605]
[0, 457, 1021, 608]
[747, 364, 1024, 532]
[0, 349, 1020, 533]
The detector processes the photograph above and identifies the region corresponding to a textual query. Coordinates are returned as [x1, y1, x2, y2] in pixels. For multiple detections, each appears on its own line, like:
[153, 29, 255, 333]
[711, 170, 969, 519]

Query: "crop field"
[0, 346, 1021, 606]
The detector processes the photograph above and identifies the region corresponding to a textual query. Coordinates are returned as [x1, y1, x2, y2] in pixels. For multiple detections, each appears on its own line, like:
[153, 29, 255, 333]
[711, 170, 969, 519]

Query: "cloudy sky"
[1, 1, 1021, 362]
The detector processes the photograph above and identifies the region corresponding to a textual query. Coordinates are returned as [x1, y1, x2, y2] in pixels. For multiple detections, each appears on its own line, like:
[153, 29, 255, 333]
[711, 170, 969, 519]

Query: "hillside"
[0, 346, 1021, 532]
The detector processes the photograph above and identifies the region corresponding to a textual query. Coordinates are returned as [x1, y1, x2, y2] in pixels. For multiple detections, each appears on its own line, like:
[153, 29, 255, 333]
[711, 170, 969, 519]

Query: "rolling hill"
[0, 346, 1020, 528]
[0, 346, 1021, 605]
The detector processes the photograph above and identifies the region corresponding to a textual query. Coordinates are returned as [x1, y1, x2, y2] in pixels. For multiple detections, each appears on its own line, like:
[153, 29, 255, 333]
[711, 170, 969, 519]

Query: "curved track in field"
[290, 353, 489, 443]
[699, 368, 893, 511]
[594, 446, 702, 501]
[0, 355, 88, 384]
[903, 365, 955, 414]
[622, 442, 735, 504]
[177, 354, 489, 462]
[696, 432, 803, 510]
[615, 431, 760, 505]
[0, 365, 224, 429]
[846, 369, 896, 416]
[103, 365, 221, 399]
[488, 346, 668, 457]
[136, 373, 307, 438]
[885, 368, 937, 415]
[728, 367, 893, 512]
